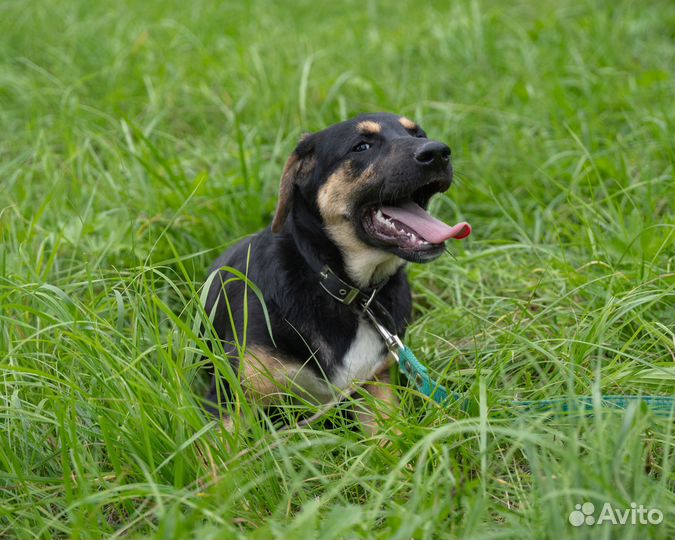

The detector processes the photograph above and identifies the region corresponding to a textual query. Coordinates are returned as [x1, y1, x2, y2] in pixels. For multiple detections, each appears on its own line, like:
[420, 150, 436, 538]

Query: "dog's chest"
[289, 318, 388, 402]
[330, 319, 388, 389]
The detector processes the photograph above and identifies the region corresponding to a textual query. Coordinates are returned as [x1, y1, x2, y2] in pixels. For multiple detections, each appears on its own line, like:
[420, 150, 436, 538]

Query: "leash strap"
[366, 305, 674, 417]
[398, 345, 463, 404]
[400, 342, 675, 417]
[512, 395, 675, 416]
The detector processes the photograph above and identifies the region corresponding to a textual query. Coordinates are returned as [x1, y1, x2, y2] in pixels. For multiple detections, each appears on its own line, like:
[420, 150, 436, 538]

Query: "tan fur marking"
[317, 164, 404, 286]
[326, 221, 404, 286]
[398, 116, 417, 130]
[356, 120, 381, 135]
[238, 346, 335, 405]
[316, 164, 355, 222]
[221, 415, 235, 433]
[239, 346, 303, 405]
[354, 368, 399, 437]
[272, 153, 316, 233]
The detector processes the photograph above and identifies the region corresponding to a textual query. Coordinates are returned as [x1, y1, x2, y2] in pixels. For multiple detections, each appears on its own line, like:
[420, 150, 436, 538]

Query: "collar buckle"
[318, 265, 362, 306]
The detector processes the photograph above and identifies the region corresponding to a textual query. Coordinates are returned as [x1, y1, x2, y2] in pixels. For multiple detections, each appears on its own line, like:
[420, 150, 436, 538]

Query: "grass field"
[1, 0, 674, 538]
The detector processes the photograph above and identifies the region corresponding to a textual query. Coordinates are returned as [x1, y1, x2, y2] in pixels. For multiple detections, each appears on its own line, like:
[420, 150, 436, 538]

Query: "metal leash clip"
[362, 302, 404, 361]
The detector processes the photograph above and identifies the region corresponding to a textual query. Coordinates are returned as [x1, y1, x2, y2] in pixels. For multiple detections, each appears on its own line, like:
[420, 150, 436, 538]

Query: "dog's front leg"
[354, 365, 400, 437]
[212, 347, 310, 432]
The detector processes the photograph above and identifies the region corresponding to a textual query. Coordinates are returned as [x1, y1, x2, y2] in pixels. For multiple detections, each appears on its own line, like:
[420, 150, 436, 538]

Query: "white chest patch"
[331, 319, 387, 390]
[282, 320, 388, 403]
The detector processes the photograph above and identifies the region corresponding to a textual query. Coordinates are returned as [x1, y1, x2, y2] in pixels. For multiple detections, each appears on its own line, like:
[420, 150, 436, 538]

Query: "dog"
[203, 112, 470, 433]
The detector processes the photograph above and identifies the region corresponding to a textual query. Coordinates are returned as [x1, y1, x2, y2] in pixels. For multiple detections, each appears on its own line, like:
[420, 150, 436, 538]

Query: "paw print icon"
[569, 502, 595, 526]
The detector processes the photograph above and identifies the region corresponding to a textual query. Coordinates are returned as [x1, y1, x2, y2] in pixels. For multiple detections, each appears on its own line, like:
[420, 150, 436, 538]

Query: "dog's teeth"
[375, 210, 394, 228]
[374, 209, 432, 246]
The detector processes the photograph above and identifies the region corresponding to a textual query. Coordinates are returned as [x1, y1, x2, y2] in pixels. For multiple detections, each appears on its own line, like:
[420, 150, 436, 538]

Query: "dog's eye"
[352, 142, 372, 152]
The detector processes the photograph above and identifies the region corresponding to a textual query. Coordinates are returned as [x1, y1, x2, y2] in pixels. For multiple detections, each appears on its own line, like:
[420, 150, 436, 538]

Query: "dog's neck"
[285, 199, 404, 289]
[328, 228, 404, 288]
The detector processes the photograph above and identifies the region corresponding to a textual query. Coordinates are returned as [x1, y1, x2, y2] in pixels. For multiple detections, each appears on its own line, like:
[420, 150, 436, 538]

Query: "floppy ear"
[271, 135, 314, 233]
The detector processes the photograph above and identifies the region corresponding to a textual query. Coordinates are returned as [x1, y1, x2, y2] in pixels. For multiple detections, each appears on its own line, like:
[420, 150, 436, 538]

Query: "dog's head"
[272, 112, 471, 286]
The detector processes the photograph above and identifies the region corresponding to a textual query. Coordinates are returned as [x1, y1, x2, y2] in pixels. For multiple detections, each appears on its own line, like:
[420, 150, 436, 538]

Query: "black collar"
[318, 264, 386, 308]
[318, 264, 397, 335]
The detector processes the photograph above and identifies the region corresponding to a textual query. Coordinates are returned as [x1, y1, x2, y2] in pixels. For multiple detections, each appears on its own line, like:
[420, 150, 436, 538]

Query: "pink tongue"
[380, 201, 471, 243]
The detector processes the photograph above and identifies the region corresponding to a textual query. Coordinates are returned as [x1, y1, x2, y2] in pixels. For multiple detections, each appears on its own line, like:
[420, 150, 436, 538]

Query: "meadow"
[1, 0, 674, 538]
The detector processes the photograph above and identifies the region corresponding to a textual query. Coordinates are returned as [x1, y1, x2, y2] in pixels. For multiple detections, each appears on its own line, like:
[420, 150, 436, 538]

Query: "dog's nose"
[414, 141, 451, 166]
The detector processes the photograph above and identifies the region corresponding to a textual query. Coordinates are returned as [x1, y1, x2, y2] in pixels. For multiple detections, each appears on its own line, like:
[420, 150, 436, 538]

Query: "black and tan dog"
[203, 112, 470, 432]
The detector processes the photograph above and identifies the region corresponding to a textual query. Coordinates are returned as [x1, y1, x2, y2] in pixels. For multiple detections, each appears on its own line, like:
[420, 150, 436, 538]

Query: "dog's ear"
[271, 134, 315, 233]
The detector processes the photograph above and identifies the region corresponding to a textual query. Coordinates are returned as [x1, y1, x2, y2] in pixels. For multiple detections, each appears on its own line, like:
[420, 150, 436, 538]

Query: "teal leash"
[364, 307, 466, 406]
[511, 394, 675, 416]
[398, 345, 463, 404]
[364, 308, 675, 418]
[399, 343, 675, 417]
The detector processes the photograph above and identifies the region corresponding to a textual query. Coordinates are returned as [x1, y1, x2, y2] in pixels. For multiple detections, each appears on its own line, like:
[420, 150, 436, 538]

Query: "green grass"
[1, 0, 674, 538]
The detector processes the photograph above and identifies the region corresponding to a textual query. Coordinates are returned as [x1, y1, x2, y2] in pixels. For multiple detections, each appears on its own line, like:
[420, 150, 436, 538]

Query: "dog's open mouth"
[361, 183, 471, 259]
